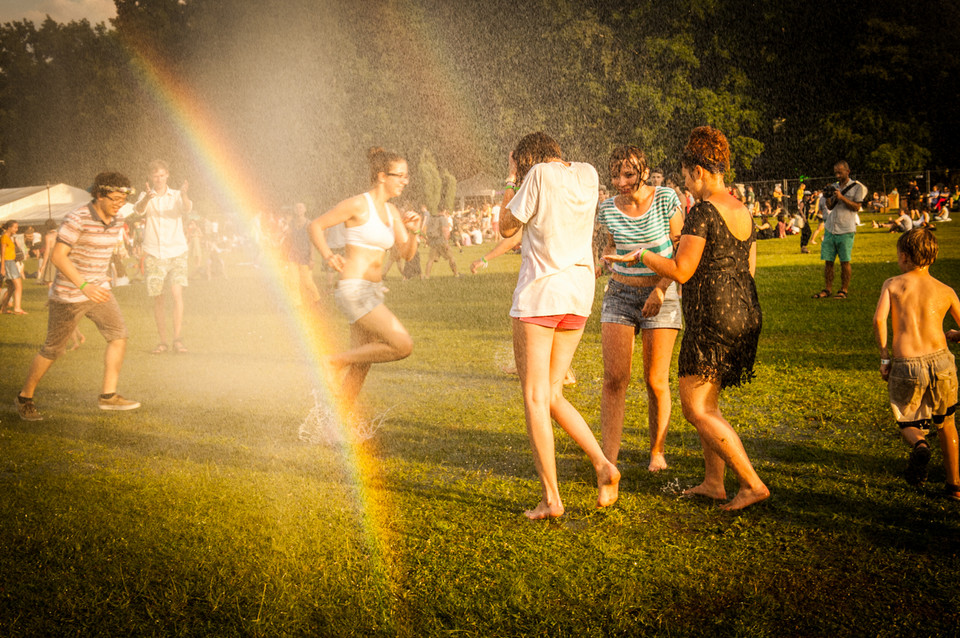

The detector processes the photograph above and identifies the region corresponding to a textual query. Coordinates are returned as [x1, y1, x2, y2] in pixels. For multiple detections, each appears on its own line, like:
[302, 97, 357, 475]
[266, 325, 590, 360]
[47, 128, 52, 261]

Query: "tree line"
[0, 0, 954, 212]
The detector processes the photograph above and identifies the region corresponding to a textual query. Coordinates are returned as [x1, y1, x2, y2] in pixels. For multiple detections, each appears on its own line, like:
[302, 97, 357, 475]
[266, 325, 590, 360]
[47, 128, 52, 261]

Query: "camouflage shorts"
[144, 252, 189, 297]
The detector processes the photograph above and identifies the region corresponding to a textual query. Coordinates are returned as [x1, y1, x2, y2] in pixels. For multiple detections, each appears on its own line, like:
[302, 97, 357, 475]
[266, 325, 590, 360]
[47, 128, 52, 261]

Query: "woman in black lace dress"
[606, 126, 769, 510]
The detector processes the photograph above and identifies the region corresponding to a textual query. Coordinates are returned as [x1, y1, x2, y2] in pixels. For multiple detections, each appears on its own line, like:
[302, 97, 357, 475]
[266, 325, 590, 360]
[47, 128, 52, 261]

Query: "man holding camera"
[812, 161, 867, 300]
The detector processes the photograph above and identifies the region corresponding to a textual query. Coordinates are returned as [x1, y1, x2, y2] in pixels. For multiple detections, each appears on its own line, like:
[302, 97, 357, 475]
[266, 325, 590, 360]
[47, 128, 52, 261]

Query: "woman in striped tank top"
[598, 146, 684, 472]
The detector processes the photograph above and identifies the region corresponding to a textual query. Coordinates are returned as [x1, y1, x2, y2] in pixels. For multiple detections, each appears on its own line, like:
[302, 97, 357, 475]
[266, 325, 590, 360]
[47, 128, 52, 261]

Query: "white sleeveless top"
[343, 192, 395, 251]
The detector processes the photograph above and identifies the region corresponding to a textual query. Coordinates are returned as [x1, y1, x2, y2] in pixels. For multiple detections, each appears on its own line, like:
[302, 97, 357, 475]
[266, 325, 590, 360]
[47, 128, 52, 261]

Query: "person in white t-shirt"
[135, 159, 192, 354]
[499, 131, 620, 520]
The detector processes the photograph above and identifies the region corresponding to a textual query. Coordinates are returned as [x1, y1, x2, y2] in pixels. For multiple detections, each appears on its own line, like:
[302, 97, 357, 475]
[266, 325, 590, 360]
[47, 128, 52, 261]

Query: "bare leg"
[938, 416, 960, 488]
[838, 261, 852, 293]
[333, 304, 413, 406]
[600, 322, 635, 464]
[642, 327, 678, 471]
[299, 264, 321, 306]
[12, 277, 23, 312]
[101, 338, 127, 395]
[679, 375, 768, 510]
[153, 292, 168, 345]
[514, 319, 620, 520]
[20, 353, 56, 398]
[170, 284, 184, 342]
[823, 260, 835, 294]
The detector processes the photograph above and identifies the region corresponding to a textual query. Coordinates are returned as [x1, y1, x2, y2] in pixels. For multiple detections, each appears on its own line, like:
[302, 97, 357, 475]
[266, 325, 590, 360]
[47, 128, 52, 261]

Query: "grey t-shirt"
[824, 179, 867, 235]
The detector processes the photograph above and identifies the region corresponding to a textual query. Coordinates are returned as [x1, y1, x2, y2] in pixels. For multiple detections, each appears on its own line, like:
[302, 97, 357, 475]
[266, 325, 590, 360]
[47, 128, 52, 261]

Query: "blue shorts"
[820, 231, 855, 263]
[3, 259, 21, 279]
[600, 279, 683, 333]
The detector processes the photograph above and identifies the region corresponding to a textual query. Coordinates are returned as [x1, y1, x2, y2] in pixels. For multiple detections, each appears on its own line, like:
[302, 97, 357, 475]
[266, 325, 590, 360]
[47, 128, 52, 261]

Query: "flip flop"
[151, 343, 169, 354]
[812, 289, 831, 299]
[172, 340, 188, 354]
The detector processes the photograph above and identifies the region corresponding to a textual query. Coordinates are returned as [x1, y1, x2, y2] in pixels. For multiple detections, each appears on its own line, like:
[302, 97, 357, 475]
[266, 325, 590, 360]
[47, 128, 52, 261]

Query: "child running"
[873, 228, 960, 499]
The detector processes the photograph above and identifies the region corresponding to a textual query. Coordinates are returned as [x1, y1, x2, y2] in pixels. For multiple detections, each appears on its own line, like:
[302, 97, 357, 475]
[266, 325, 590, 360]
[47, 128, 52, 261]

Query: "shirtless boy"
[873, 228, 960, 499]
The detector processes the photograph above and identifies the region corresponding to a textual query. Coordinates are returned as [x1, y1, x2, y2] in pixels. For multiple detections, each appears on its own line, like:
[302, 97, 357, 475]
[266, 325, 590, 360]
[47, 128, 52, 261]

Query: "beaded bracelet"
[80, 281, 88, 290]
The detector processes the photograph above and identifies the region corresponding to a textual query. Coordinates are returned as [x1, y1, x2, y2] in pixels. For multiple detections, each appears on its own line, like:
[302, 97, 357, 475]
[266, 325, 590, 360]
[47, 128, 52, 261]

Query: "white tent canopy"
[0, 184, 92, 226]
[455, 173, 500, 210]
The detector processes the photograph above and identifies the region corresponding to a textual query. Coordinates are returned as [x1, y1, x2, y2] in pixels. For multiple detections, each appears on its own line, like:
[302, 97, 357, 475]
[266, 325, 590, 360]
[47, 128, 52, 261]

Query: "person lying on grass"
[873, 228, 960, 500]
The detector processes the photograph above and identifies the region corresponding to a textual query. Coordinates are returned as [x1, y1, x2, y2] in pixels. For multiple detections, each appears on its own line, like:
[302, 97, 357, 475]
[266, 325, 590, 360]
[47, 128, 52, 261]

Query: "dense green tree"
[440, 168, 456, 213]
[0, 0, 954, 199]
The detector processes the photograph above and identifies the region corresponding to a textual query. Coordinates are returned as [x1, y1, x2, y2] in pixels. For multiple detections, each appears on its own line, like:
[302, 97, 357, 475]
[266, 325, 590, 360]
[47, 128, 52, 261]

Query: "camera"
[822, 184, 839, 209]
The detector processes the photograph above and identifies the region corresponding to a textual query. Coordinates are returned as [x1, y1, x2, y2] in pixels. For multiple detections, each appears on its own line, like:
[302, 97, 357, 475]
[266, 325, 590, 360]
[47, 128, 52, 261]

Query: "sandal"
[151, 343, 169, 355]
[172, 340, 188, 354]
[833, 290, 848, 300]
[812, 289, 831, 299]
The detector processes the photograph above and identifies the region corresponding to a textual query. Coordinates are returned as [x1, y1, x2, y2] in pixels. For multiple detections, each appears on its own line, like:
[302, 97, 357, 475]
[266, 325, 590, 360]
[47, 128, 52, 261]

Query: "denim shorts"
[600, 279, 683, 333]
[3, 259, 21, 279]
[335, 279, 385, 323]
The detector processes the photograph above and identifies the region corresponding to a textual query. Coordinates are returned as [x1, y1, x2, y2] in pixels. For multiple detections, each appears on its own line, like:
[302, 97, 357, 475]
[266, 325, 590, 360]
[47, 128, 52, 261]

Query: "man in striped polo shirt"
[16, 172, 141, 421]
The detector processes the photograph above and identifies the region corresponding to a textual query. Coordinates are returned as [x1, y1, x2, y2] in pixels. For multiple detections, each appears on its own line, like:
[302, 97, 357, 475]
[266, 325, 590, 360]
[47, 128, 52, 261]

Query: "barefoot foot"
[648, 452, 668, 472]
[719, 484, 770, 511]
[524, 500, 564, 520]
[596, 462, 621, 508]
[681, 482, 727, 500]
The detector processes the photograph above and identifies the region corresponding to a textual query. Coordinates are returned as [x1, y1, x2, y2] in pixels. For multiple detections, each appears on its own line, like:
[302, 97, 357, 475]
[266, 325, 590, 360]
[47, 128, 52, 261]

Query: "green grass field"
[2, 216, 959, 636]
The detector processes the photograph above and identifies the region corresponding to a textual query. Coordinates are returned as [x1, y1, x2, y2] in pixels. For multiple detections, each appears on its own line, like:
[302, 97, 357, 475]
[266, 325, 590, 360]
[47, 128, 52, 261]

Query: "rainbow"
[122, 49, 401, 601]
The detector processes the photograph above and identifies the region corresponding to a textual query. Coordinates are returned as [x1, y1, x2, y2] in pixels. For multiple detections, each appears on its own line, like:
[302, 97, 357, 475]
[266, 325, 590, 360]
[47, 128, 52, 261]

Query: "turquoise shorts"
[820, 231, 855, 263]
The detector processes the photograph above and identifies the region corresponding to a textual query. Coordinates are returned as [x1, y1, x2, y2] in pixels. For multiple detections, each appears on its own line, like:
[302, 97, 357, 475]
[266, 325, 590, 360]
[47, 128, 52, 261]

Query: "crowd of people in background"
[4, 148, 959, 515]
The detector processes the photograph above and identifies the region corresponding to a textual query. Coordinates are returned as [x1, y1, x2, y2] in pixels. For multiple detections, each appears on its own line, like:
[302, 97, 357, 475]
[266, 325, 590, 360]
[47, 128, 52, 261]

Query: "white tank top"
[343, 193, 395, 251]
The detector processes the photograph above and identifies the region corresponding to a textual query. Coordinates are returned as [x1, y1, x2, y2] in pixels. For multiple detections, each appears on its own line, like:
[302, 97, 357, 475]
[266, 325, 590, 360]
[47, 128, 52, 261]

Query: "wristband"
[481, 256, 488, 266]
[637, 248, 649, 263]
[880, 359, 890, 365]
[80, 281, 88, 290]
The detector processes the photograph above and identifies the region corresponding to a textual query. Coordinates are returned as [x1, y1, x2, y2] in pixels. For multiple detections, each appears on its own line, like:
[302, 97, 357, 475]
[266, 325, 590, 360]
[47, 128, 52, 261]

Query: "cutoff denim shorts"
[600, 279, 683, 333]
[335, 279, 385, 323]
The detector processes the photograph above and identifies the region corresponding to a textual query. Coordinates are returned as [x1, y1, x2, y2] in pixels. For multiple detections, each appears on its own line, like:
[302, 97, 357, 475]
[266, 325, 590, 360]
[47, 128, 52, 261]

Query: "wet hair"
[897, 228, 938, 267]
[513, 132, 562, 184]
[680, 126, 730, 174]
[148, 159, 169, 174]
[607, 145, 648, 187]
[368, 146, 405, 183]
[92, 172, 133, 198]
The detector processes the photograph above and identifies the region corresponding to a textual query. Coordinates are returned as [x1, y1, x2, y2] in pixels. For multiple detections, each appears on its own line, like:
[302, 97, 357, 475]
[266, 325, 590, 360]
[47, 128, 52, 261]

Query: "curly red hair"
[680, 126, 730, 175]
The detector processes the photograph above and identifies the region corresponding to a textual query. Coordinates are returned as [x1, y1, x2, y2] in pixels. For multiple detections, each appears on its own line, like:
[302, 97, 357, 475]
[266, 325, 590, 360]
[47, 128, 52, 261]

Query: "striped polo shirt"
[597, 187, 681, 277]
[51, 202, 124, 303]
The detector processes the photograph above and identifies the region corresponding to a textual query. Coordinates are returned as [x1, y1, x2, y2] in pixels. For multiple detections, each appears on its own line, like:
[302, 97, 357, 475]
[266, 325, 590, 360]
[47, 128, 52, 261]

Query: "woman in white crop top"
[499, 132, 620, 520]
[310, 147, 421, 407]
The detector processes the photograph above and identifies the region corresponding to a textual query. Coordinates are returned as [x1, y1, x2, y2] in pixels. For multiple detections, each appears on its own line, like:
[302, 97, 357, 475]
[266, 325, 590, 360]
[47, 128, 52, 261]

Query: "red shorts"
[519, 314, 588, 330]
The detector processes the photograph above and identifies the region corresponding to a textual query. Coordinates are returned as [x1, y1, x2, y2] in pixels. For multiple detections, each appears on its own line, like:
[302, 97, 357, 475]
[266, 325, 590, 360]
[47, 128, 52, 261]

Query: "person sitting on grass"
[872, 228, 960, 499]
[872, 210, 913, 233]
